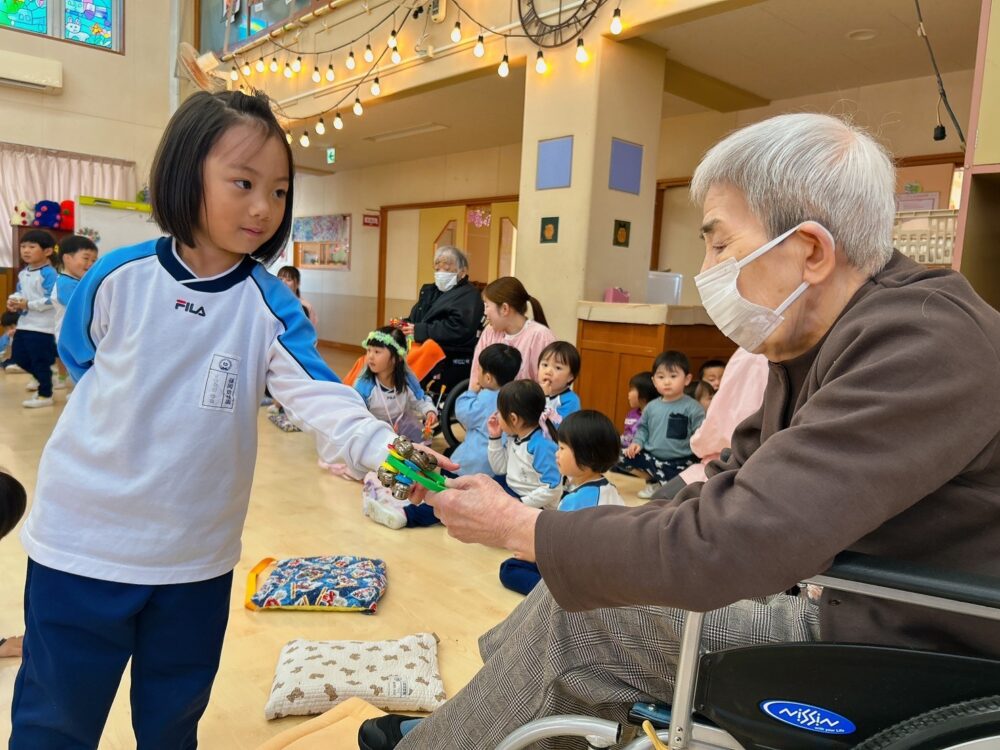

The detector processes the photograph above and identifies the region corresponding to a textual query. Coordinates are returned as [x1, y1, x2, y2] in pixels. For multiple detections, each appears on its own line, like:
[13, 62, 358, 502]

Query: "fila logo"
[175, 299, 206, 317]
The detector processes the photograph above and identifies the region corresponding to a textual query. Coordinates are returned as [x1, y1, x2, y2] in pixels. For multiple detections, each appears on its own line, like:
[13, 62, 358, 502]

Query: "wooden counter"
[575, 302, 736, 429]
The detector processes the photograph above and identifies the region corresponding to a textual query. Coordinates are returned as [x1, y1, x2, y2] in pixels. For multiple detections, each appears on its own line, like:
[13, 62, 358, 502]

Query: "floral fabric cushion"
[249, 555, 387, 612]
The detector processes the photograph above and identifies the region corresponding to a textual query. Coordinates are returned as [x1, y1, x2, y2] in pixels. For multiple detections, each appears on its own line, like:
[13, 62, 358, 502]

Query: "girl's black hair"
[554, 410, 621, 474]
[362, 326, 408, 393]
[628, 371, 658, 405]
[0, 471, 27, 540]
[538, 340, 581, 380]
[277, 265, 301, 297]
[1, 312, 19, 328]
[149, 90, 294, 267]
[496, 379, 546, 428]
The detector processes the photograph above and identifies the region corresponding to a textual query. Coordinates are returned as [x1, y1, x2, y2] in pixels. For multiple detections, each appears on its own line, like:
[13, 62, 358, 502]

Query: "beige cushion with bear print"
[264, 633, 447, 720]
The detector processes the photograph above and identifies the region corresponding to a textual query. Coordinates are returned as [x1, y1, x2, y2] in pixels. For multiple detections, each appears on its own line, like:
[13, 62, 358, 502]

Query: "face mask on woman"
[435, 271, 458, 292]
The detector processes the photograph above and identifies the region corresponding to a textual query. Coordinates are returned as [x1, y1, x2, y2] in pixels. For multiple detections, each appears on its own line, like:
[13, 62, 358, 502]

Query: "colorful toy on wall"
[10, 200, 32, 226]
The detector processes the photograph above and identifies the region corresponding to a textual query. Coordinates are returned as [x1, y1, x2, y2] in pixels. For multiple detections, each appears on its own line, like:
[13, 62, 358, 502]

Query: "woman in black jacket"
[402, 245, 484, 393]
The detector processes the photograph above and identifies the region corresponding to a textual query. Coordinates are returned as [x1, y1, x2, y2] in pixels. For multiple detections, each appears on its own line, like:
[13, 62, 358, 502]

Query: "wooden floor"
[0, 348, 645, 748]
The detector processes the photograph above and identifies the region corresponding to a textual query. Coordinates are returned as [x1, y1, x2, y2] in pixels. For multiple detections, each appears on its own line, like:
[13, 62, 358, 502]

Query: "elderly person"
[358, 112, 1000, 750]
[402, 245, 484, 391]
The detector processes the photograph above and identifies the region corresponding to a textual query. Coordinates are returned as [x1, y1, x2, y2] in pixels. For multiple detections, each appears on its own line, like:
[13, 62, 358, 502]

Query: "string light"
[256, 55, 265, 73]
[450, 21, 461, 43]
[312, 66, 321, 83]
[364, 42, 374, 63]
[388, 29, 398, 49]
[353, 97, 363, 116]
[326, 63, 336, 81]
[575, 38, 589, 63]
[370, 76, 381, 96]
[333, 112, 344, 130]
[299, 131, 310, 148]
[292, 56, 302, 73]
[473, 34, 485, 57]
[498, 53, 509, 78]
[285, 131, 292, 144]
[346, 50, 356, 70]
[315, 117, 326, 135]
[269, 56, 279, 73]
[390, 48, 402, 64]
[240, 60, 251, 76]
[230, 65, 238, 81]
[535, 49, 548, 74]
[283, 61, 293, 78]
[610, 7, 623, 35]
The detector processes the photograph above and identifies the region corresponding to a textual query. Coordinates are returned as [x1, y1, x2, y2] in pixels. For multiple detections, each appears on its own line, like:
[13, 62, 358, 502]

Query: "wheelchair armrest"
[813, 552, 1000, 611]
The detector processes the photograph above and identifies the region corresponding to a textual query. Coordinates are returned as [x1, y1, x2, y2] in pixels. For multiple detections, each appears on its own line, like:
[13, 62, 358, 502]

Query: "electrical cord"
[914, 0, 966, 150]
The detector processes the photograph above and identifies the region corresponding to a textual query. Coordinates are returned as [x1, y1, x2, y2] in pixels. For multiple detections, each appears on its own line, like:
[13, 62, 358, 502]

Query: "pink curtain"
[1, 142, 138, 266]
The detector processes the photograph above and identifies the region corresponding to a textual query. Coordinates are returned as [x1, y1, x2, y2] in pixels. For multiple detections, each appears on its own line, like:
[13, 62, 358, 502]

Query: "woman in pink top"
[469, 277, 555, 391]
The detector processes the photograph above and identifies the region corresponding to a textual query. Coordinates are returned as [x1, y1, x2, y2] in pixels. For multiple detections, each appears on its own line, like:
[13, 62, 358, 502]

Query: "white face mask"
[434, 271, 458, 292]
[695, 223, 822, 353]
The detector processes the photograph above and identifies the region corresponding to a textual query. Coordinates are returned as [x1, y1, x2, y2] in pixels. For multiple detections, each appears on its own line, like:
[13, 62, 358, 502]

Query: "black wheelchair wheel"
[852, 695, 1000, 749]
[439, 378, 470, 450]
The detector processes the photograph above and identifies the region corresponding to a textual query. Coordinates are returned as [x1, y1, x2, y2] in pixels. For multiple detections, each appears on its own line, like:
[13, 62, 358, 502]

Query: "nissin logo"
[760, 701, 856, 735]
[175, 299, 206, 317]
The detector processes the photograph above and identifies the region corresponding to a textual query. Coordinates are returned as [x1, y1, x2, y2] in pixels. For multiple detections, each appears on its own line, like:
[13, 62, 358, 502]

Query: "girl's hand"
[424, 411, 438, 429]
[625, 442, 642, 459]
[487, 412, 502, 439]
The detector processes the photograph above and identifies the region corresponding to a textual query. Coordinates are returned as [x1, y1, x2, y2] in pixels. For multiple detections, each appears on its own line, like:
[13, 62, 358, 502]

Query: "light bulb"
[498, 53, 509, 78]
[230, 65, 238, 81]
[315, 117, 326, 135]
[370, 77, 381, 96]
[450, 21, 461, 43]
[256, 56, 265, 73]
[535, 50, 547, 74]
[312, 66, 321, 83]
[285, 131, 292, 145]
[241, 60, 251, 76]
[610, 7, 622, 35]
[353, 97, 363, 116]
[299, 131, 310, 148]
[474, 34, 485, 57]
[364, 43, 374, 63]
[326, 64, 335, 81]
[391, 48, 401, 64]
[575, 38, 589, 63]
[292, 56, 302, 72]
[388, 30, 398, 49]
[346, 51, 356, 70]
[269, 57, 278, 73]
[283, 62, 292, 78]
[333, 112, 344, 130]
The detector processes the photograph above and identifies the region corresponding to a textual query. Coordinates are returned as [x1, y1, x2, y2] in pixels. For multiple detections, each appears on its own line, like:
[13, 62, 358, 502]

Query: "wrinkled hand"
[401, 323, 415, 336]
[625, 442, 641, 459]
[486, 412, 502, 439]
[424, 474, 539, 559]
[408, 443, 458, 504]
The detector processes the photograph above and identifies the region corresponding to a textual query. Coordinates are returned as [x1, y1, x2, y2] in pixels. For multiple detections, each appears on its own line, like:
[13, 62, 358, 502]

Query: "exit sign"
[326, 147, 336, 164]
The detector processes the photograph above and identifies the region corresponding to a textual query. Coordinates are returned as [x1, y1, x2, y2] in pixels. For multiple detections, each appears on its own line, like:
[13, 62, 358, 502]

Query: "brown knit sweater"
[536, 252, 1000, 657]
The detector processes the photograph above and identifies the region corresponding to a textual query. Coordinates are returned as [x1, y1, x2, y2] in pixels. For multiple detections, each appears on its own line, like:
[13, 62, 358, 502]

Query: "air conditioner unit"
[0, 49, 63, 94]
[429, 0, 447, 23]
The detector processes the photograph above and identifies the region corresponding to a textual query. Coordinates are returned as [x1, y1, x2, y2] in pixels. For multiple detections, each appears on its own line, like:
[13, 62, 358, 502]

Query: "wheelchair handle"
[807, 552, 1000, 620]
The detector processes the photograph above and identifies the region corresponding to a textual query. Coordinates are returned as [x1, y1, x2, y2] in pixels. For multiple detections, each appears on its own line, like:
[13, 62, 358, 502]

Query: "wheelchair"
[438, 378, 470, 451]
[497, 553, 1000, 749]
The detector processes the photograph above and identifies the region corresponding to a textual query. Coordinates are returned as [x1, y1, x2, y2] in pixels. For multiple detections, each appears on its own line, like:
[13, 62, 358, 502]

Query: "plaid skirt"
[399, 584, 820, 749]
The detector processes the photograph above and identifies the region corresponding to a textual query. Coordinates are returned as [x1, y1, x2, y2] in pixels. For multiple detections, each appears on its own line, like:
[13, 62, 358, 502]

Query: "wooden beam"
[663, 59, 769, 112]
[896, 152, 966, 167]
[650, 187, 665, 271]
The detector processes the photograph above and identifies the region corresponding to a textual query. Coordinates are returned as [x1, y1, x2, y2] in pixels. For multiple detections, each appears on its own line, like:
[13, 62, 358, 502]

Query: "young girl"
[469, 276, 555, 388]
[276, 264, 318, 328]
[621, 371, 657, 449]
[498, 409, 624, 595]
[10, 90, 410, 748]
[487, 380, 561, 510]
[537, 341, 581, 423]
[355, 326, 438, 444]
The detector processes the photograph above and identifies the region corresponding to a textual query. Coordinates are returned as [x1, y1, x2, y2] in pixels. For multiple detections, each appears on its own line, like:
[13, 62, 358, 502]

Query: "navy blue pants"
[11, 330, 55, 398]
[499, 558, 541, 595]
[10, 559, 232, 750]
[619, 449, 696, 484]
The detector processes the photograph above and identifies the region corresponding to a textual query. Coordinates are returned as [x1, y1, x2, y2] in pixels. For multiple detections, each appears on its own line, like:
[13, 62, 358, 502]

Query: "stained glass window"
[1, 0, 49, 35]
[64, 0, 114, 49]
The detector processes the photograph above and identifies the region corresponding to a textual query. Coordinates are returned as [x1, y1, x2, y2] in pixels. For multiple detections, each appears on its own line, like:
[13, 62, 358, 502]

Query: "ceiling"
[646, 0, 979, 115]
[291, 65, 526, 173]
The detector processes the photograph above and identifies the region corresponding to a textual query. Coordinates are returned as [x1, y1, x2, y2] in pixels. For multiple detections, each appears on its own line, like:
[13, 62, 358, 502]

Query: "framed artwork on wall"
[612, 219, 631, 247]
[540, 217, 559, 244]
[292, 214, 351, 270]
[536, 137, 573, 190]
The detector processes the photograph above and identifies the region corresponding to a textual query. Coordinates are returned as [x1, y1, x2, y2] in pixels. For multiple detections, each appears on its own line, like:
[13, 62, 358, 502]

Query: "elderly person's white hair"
[434, 245, 469, 272]
[690, 113, 897, 277]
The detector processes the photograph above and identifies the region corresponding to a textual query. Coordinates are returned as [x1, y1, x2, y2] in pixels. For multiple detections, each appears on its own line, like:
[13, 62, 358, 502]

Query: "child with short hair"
[488, 380, 562, 510]
[355, 326, 438, 444]
[537, 340, 581, 423]
[499, 409, 624, 594]
[1, 470, 27, 660]
[6, 229, 57, 408]
[362, 343, 523, 531]
[621, 350, 705, 499]
[52, 235, 98, 390]
[276, 265, 318, 328]
[694, 380, 716, 411]
[698, 359, 727, 391]
[0, 311, 18, 367]
[621, 371, 657, 449]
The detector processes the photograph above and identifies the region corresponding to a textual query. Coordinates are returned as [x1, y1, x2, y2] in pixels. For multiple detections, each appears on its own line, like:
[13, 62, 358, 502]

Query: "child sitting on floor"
[0, 312, 17, 368]
[1, 470, 28, 659]
[537, 341, 581, 423]
[355, 327, 438, 444]
[694, 380, 716, 411]
[621, 370, 657, 449]
[487, 380, 562, 510]
[499, 409, 624, 595]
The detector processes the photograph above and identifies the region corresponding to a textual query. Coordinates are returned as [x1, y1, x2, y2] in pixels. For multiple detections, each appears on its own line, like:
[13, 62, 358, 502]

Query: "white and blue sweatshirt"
[52, 271, 81, 338]
[15, 263, 57, 334]
[22, 237, 397, 585]
[488, 427, 562, 509]
[452, 388, 499, 476]
[559, 477, 624, 511]
[545, 388, 581, 422]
